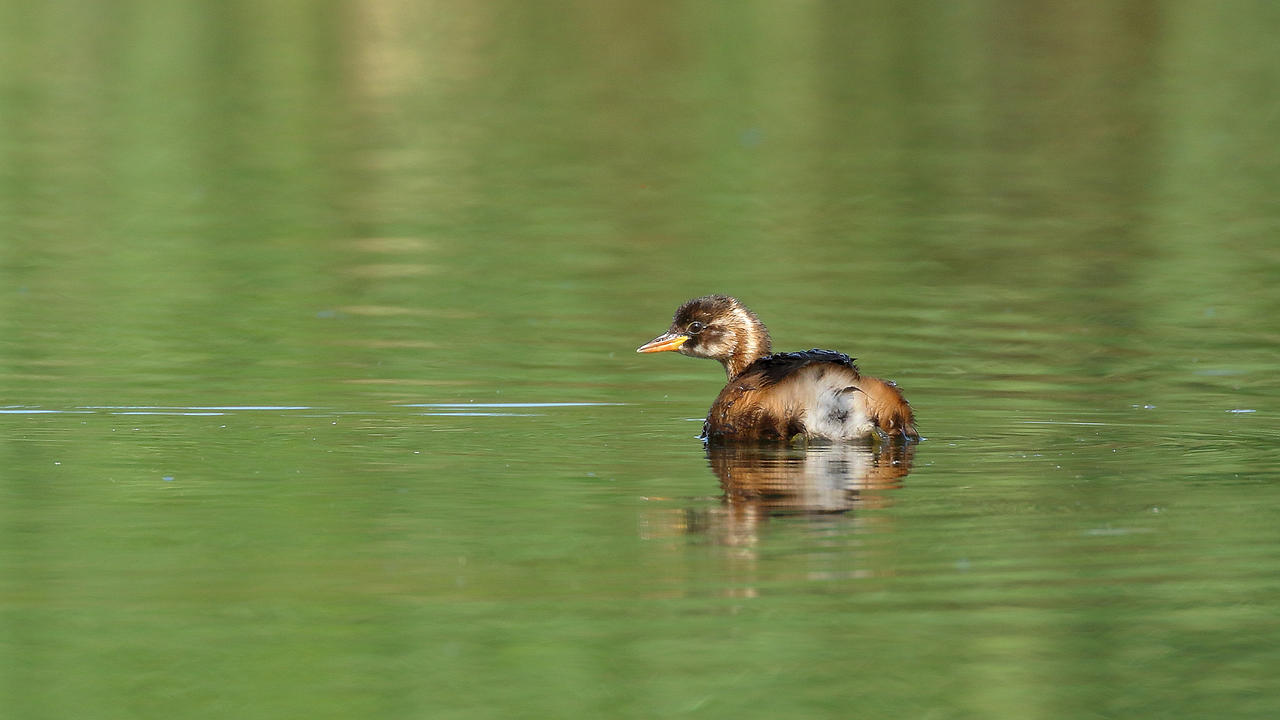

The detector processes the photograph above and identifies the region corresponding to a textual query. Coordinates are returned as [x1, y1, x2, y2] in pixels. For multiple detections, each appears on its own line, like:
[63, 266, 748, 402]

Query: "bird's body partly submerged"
[637, 295, 918, 443]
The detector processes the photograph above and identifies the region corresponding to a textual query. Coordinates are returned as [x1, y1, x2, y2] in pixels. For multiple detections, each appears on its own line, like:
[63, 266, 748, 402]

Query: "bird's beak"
[636, 332, 689, 353]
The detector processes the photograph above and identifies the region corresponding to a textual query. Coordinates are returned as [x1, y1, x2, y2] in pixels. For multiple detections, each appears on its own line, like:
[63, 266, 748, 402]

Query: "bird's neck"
[721, 322, 771, 379]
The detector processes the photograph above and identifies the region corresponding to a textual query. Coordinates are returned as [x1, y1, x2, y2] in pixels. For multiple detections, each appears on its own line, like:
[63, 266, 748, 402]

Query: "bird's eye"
[686, 321, 706, 335]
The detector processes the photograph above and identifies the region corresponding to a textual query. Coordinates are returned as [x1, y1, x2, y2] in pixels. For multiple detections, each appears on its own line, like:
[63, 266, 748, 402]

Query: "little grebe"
[637, 295, 918, 443]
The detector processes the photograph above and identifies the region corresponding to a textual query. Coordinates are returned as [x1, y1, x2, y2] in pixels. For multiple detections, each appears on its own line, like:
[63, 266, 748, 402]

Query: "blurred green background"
[1, 2, 1278, 718]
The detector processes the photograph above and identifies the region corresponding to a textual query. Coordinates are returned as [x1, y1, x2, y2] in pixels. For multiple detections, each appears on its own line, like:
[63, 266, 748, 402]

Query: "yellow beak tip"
[636, 334, 689, 354]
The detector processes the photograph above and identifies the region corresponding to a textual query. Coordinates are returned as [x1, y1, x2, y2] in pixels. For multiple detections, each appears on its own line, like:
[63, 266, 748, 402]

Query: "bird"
[637, 295, 918, 443]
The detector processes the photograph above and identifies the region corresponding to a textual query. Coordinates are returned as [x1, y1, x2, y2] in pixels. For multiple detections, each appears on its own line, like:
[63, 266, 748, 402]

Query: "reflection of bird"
[708, 443, 915, 515]
[637, 295, 919, 442]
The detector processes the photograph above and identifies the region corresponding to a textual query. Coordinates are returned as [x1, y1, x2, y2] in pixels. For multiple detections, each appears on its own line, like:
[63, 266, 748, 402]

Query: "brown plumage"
[637, 295, 918, 443]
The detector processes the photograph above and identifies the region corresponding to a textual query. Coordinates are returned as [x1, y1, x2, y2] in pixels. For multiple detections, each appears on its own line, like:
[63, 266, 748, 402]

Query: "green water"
[3, 2, 1279, 718]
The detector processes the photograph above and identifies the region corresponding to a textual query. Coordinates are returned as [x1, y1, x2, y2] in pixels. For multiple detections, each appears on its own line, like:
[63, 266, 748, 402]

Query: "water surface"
[2, 2, 1278, 719]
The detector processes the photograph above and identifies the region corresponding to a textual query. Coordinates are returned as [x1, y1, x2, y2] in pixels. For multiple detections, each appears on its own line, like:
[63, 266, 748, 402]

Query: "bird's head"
[636, 295, 772, 377]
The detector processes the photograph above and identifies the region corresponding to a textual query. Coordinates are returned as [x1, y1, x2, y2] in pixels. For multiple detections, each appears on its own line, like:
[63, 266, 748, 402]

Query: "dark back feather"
[748, 349, 860, 386]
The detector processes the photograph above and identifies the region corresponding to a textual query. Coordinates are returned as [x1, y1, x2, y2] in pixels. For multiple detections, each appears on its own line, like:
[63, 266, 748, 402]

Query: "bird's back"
[703, 350, 917, 442]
